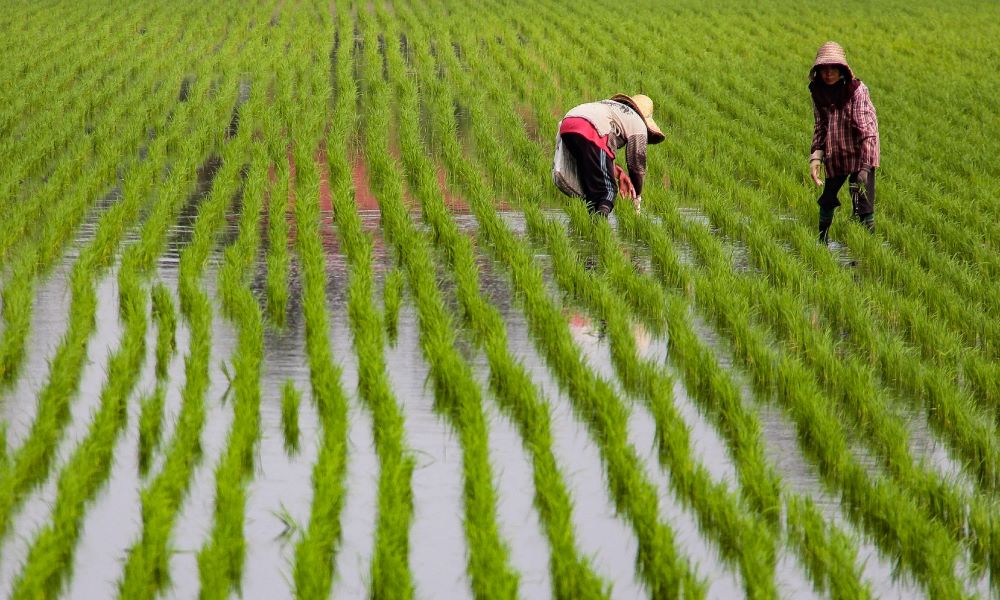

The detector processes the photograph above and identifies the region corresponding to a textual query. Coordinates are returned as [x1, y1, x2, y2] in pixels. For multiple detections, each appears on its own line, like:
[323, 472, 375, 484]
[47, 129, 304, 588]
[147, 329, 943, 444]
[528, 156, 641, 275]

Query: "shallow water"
[0, 204, 973, 599]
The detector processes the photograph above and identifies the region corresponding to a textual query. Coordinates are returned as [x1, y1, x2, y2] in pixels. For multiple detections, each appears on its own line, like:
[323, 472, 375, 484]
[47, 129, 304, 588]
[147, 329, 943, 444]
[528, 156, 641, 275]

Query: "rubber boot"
[818, 207, 835, 245]
[859, 212, 874, 233]
[818, 222, 831, 244]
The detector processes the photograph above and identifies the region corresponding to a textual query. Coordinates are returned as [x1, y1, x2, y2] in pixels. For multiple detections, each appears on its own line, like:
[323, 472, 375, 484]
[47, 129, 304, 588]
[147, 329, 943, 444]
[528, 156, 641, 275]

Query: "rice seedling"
[381, 269, 405, 345]
[280, 380, 301, 456]
[138, 384, 167, 477]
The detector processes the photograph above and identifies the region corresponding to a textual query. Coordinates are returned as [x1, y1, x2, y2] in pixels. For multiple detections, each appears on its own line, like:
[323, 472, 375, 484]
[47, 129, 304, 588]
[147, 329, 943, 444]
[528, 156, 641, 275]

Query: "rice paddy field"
[1, 0, 999, 598]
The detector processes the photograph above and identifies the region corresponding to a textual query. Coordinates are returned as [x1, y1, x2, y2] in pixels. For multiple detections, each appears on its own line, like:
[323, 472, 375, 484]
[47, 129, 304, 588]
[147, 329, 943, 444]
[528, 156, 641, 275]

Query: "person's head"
[609, 93, 665, 144]
[810, 41, 855, 84]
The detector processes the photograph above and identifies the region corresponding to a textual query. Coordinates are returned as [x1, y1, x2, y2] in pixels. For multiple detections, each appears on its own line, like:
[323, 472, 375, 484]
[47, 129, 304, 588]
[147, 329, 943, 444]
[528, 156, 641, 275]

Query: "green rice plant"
[786, 496, 872, 600]
[0, 3, 170, 231]
[355, 5, 519, 597]
[396, 5, 704, 597]
[322, 10, 420, 596]
[381, 269, 405, 345]
[375, 4, 609, 597]
[117, 29, 261, 596]
[281, 379, 301, 456]
[0, 13, 219, 544]
[265, 157, 291, 327]
[12, 259, 149, 599]
[138, 384, 167, 477]
[150, 283, 178, 380]
[433, 12, 784, 594]
[197, 78, 272, 598]
[0, 7, 202, 389]
[284, 8, 351, 599]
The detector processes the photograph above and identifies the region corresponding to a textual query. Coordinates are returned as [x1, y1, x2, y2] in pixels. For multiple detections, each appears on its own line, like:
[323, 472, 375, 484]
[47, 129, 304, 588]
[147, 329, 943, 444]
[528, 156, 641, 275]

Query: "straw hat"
[610, 93, 665, 144]
[811, 41, 854, 79]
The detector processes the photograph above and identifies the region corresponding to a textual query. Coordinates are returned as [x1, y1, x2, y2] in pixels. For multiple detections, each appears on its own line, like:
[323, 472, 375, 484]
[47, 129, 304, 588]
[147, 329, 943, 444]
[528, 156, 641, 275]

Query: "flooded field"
[4, 0, 998, 598]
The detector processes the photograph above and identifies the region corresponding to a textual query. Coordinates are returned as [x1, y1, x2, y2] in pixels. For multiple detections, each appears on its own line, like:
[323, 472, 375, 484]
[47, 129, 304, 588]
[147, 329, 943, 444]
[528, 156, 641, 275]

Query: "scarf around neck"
[810, 77, 861, 110]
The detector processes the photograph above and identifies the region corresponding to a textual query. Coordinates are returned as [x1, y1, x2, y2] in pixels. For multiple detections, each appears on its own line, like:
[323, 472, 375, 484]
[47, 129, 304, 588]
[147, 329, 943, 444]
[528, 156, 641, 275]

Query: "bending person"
[808, 41, 880, 242]
[553, 94, 664, 217]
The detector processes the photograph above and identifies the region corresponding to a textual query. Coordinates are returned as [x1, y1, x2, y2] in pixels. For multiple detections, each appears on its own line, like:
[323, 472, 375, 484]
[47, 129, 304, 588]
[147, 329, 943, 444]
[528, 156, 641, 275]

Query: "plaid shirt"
[811, 82, 880, 177]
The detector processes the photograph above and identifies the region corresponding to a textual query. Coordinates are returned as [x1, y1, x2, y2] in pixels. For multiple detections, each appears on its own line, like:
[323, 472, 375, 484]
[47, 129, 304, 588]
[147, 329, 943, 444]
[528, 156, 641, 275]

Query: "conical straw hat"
[610, 93, 665, 144]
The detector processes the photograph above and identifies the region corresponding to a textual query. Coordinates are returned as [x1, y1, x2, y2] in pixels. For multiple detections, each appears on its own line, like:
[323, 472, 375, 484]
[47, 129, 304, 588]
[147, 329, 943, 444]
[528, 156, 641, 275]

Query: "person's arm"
[624, 134, 648, 197]
[851, 85, 879, 171]
[811, 103, 827, 155]
[809, 103, 826, 185]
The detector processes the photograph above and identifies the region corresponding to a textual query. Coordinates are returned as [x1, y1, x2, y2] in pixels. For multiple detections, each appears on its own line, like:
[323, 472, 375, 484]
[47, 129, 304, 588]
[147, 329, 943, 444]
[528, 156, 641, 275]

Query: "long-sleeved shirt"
[811, 82, 880, 178]
[561, 100, 649, 195]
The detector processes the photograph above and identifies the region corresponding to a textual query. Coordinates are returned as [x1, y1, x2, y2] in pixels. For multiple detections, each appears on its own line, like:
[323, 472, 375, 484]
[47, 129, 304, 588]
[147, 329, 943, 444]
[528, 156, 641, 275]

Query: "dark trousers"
[560, 132, 617, 214]
[818, 170, 876, 216]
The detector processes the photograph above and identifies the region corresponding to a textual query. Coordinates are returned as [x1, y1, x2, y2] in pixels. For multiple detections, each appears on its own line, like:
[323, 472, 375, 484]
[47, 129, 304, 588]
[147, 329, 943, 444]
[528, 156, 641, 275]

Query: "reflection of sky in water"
[0, 203, 988, 598]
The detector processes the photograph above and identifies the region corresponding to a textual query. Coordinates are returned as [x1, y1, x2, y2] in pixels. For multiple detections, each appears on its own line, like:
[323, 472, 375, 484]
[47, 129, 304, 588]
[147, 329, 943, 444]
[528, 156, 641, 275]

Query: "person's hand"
[857, 165, 871, 182]
[810, 160, 823, 186]
[615, 164, 636, 199]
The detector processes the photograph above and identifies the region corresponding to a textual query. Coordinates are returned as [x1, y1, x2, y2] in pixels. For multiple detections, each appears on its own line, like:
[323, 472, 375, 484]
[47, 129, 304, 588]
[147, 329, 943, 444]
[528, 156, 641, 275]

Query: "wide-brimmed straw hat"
[610, 93, 665, 144]
[811, 41, 854, 79]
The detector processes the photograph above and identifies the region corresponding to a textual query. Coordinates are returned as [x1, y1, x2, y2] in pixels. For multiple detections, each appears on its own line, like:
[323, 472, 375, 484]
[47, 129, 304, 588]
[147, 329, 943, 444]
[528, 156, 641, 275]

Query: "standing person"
[552, 94, 665, 217]
[808, 41, 880, 243]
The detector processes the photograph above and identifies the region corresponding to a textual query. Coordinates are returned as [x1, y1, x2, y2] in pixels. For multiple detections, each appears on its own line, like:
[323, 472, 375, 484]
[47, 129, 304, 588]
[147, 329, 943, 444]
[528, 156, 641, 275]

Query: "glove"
[615, 164, 636, 199]
[809, 150, 824, 187]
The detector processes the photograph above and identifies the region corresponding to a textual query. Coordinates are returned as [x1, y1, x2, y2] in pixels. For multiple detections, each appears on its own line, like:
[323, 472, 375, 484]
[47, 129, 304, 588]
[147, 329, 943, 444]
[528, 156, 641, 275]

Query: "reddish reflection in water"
[348, 151, 380, 213]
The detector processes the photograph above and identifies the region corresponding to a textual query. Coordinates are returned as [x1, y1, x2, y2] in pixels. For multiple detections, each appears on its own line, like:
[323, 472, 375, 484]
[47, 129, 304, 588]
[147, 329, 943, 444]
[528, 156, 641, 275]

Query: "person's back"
[553, 94, 664, 217]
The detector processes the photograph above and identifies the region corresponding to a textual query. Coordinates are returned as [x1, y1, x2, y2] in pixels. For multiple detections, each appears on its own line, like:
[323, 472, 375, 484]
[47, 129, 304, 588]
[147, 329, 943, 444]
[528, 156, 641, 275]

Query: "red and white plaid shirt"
[811, 82, 880, 177]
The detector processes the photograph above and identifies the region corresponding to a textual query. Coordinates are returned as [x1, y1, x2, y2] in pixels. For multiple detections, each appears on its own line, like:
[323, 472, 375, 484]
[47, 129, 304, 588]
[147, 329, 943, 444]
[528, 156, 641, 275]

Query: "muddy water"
[0, 204, 966, 599]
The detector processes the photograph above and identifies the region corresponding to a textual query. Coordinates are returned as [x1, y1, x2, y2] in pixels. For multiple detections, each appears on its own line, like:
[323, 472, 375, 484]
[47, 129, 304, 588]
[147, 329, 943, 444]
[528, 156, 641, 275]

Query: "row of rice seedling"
[284, 4, 351, 597]
[196, 22, 277, 595]
[0, 5, 243, 591]
[354, 3, 521, 597]
[392, 3, 703, 597]
[320, 8, 417, 597]
[0, 1, 173, 263]
[0, 6, 219, 545]
[0, 4, 206, 387]
[0, 3, 169, 224]
[116, 13, 266, 593]
[374, 3, 609, 597]
[137, 284, 178, 475]
[428, 8, 788, 597]
[263, 118, 291, 327]
[9, 195, 153, 600]
[647, 12, 1000, 495]
[470, 1, 976, 596]
[195, 145, 266, 597]
[0, 3, 116, 145]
